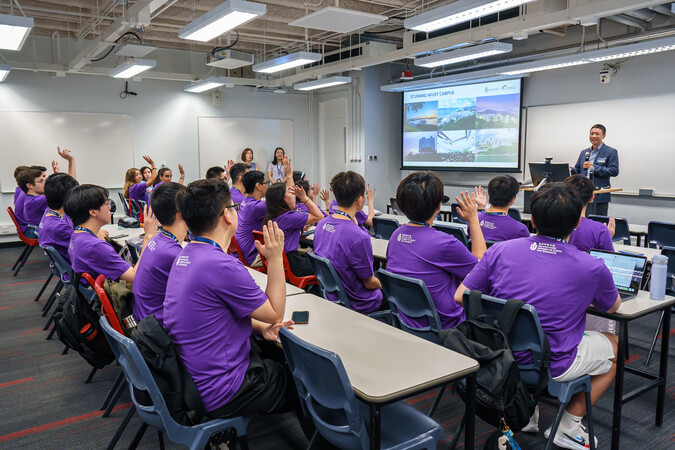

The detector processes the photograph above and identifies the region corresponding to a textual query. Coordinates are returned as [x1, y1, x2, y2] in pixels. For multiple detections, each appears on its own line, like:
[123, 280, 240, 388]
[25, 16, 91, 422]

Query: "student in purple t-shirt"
[314, 171, 384, 313]
[132, 182, 188, 326]
[328, 183, 376, 229]
[564, 175, 615, 253]
[456, 183, 620, 450]
[163, 178, 298, 419]
[12, 166, 32, 234]
[123, 155, 158, 203]
[468, 175, 530, 242]
[294, 179, 328, 217]
[229, 162, 250, 205]
[65, 184, 157, 282]
[265, 182, 324, 276]
[38, 174, 79, 263]
[386, 172, 487, 330]
[235, 170, 269, 266]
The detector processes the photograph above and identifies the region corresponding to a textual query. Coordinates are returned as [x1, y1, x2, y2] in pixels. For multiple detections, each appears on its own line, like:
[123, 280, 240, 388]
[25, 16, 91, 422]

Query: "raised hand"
[290, 184, 309, 203]
[320, 189, 330, 203]
[178, 164, 185, 176]
[474, 186, 487, 210]
[51, 160, 61, 173]
[283, 155, 291, 171]
[606, 217, 616, 238]
[455, 190, 479, 222]
[225, 159, 235, 173]
[142, 155, 155, 167]
[57, 146, 74, 161]
[142, 205, 159, 238]
[366, 185, 375, 202]
[254, 221, 285, 263]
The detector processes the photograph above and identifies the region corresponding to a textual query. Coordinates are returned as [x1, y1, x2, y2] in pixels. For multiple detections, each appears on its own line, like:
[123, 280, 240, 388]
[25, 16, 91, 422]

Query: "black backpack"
[130, 315, 205, 426]
[53, 274, 116, 369]
[439, 290, 550, 433]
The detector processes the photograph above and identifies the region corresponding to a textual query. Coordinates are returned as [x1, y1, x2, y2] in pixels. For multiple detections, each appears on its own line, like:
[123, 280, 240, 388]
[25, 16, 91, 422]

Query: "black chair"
[433, 222, 469, 248]
[450, 202, 467, 224]
[587, 215, 631, 245]
[307, 252, 351, 308]
[507, 208, 522, 222]
[389, 197, 402, 215]
[647, 221, 675, 249]
[109, 199, 117, 224]
[118, 192, 130, 216]
[372, 217, 399, 240]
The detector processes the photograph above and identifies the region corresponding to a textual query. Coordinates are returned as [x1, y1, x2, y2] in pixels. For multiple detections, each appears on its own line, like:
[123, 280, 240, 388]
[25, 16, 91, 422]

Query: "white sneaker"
[521, 405, 539, 434]
[544, 422, 598, 450]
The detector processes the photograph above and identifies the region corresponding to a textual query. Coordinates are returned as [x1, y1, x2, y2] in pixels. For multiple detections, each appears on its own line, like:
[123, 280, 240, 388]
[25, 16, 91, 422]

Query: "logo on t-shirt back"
[530, 241, 562, 255]
[482, 220, 496, 230]
[176, 255, 190, 267]
[323, 223, 335, 233]
[397, 233, 415, 244]
[530, 242, 537, 251]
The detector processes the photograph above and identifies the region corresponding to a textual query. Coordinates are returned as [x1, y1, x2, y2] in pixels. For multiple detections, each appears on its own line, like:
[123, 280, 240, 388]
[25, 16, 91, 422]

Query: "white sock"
[559, 411, 583, 433]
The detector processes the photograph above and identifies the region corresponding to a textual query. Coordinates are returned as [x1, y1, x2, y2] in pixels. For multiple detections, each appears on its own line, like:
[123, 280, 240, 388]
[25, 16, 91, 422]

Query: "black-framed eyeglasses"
[225, 203, 240, 212]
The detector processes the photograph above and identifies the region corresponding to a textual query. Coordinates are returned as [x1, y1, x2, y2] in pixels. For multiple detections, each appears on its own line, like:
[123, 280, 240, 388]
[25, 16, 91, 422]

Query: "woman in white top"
[241, 147, 257, 171]
[267, 147, 286, 183]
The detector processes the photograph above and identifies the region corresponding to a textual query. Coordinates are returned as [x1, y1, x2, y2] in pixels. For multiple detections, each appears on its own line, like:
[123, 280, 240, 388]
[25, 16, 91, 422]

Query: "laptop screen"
[589, 249, 647, 295]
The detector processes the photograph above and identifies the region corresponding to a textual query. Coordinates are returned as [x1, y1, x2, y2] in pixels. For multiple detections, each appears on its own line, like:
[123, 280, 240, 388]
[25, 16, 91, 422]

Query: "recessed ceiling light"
[0, 14, 34, 51]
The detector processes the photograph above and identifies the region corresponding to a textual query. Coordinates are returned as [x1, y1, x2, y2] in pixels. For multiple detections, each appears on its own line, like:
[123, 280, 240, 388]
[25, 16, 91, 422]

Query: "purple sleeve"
[462, 255, 490, 292]
[89, 239, 132, 280]
[592, 263, 619, 312]
[350, 234, 375, 280]
[517, 223, 530, 238]
[278, 210, 309, 230]
[438, 235, 478, 278]
[329, 201, 337, 214]
[221, 262, 268, 318]
[355, 211, 368, 226]
[598, 226, 615, 252]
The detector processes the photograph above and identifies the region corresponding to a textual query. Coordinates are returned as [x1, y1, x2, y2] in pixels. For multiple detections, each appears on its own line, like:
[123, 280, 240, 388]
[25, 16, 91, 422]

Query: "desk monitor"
[529, 162, 571, 186]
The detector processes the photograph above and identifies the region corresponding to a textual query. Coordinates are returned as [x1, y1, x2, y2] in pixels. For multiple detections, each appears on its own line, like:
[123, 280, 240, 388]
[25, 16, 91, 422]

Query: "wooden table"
[588, 291, 675, 450]
[283, 293, 479, 449]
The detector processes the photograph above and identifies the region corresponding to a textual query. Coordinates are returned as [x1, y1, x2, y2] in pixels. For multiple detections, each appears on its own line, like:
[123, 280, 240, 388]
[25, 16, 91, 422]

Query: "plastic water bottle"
[650, 254, 668, 300]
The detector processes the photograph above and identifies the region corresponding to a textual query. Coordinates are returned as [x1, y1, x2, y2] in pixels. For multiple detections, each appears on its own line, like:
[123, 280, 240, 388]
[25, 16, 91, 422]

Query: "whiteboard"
[0, 112, 134, 193]
[198, 117, 294, 178]
[524, 94, 675, 196]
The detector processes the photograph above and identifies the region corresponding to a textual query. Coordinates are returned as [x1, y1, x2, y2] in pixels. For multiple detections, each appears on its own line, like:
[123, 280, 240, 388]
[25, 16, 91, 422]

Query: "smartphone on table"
[291, 311, 309, 324]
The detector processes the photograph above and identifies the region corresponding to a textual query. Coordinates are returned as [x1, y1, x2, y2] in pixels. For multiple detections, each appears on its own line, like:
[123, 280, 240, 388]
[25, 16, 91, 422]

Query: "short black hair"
[330, 171, 365, 207]
[563, 174, 594, 205]
[230, 162, 250, 184]
[14, 165, 29, 180]
[590, 124, 606, 135]
[150, 182, 186, 226]
[176, 179, 231, 235]
[205, 166, 225, 179]
[242, 170, 266, 194]
[530, 182, 583, 239]
[488, 175, 520, 207]
[45, 173, 79, 210]
[292, 170, 305, 183]
[396, 171, 444, 222]
[64, 184, 109, 226]
[17, 169, 43, 193]
[264, 182, 292, 223]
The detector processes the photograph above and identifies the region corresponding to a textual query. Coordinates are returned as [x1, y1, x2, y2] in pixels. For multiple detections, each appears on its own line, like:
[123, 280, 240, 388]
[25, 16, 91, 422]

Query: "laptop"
[589, 249, 648, 300]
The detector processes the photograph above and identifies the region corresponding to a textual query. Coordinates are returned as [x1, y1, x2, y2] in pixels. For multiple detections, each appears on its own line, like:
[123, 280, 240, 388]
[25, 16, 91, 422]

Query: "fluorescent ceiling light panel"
[0, 64, 10, 82]
[116, 43, 157, 57]
[294, 76, 352, 91]
[587, 36, 675, 61]
[500, 59, 589, 75]
[178, 0, 266, 42]
[253, 52, 322, 74]
[0, 14, 34, 51]
[404, 0, 536, 33]
[109, 58, 157, 78]
[184, 77, 227, 93]
[415, 42, 512, 68]
[289, 7, 387, 33]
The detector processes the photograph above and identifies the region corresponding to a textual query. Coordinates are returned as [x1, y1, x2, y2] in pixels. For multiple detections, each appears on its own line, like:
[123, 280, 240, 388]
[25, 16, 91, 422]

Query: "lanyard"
[334, 210, 354, 222]
[408, 220, 430, 227]
[160, 228, 180, 245]
[483, 211, 507, 216]
[46, 209, 62, 218]
[74, 226, 97, 238]
[539, 235, 567, 244]
[191, 235, 222, 250]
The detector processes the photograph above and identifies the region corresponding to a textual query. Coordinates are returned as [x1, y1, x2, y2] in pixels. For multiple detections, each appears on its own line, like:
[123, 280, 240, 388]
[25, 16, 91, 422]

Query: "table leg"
[610, 320, 627, 450]
[465, 374, 476, 450]
[656, 308, 671, 426]
[370, 404, 381, 450]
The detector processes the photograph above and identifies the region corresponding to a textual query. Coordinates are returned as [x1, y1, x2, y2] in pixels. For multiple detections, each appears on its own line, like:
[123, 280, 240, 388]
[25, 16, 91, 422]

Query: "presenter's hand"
[455, 191, 479, 223]
[255, 221, 285, 264]
[262, 320, 294, 341]
[583, 161, 594, 169]
[606, 217, 616, 237]
[474, 186, 487, 210]
[57, 146, 74, 161]
[142, 205, 159, 239]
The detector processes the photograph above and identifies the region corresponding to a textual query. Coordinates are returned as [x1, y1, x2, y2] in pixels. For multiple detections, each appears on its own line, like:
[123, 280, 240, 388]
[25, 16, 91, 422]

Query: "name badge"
[597, 157, 606, 164]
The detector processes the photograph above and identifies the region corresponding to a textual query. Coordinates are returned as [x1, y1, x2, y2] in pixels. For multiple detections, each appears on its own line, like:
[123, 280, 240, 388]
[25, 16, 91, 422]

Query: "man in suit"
[570, 124, 619, 216]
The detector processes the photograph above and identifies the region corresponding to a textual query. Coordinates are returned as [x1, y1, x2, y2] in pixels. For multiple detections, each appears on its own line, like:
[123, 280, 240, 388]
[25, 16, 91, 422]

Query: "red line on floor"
[657, 328, 675, 339]
[18, 328, 43, 334]
[0, 403, 132, 443]
[625, 354, 643, 364]
[0, 261, 42, 267]
[0, 306, 11, 309]
[0, 377, 33, 388]
[5, 279, 48, 287]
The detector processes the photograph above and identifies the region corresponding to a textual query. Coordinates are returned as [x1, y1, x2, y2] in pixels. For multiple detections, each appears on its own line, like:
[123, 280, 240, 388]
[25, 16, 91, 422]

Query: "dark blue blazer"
[571, 144, 619, 203]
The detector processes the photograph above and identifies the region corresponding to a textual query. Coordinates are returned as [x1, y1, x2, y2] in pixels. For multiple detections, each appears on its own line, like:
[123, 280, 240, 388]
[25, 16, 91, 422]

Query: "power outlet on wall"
[212, 91, 224, 107]
[368, 155, 378, 161]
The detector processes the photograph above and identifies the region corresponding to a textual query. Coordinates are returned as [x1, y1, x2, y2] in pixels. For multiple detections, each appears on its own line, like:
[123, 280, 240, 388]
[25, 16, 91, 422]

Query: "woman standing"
[267, 147, 286, 183]
[241, 148, 257, 171]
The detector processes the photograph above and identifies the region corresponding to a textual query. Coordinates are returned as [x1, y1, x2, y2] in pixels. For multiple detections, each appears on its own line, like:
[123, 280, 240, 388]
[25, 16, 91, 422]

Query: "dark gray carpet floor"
[1, 244, 674, 449]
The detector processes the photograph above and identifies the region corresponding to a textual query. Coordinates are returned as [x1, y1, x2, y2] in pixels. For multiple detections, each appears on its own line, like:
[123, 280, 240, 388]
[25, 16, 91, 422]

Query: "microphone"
[584, 151, 590, 178]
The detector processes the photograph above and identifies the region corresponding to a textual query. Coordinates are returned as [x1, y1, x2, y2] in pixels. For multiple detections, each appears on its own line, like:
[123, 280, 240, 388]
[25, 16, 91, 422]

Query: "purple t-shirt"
[387, 224, 478, 329]
[13, 188, 28, 232]
[69, 230, 131, 280]
[23, 194, 48, 227]
[296, 202, 328, 217]
[163, 242, 268, 411]
[314, 215, 383, 313]
[468, 212, 530, 242]
[132, 232, 182, 326]
[329, 200, 367, 226]
[230, 187, 245, 205]
[128, 182, 148, 203]
[235, 197, 266, 264]
[569, 217, 614, 253]
[274, 210, 308, 254]
[462, 235, 618, 377]
[38, 211, 73, 263]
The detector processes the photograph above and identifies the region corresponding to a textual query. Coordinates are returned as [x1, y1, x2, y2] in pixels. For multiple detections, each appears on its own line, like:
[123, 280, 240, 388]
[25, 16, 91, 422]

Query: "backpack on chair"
[439, 290, 550, 433]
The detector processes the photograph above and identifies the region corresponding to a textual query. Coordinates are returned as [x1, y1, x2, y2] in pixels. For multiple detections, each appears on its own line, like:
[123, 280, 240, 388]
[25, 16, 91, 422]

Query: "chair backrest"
[372, 217, 399, 240]
[41, 245, 74, 284]
[648, 221, 675, 249]
[228, 236, 265, 273]
[507, 208, 522, 222]
[82, 273, 124, 334]
[307, 252, 351, 308]
[389, 197, 402, 215]
[278, 327, 369, 450]
[661, 246, 675, 293]
[462, 291, 548, 388]
[450, 202, 467, 224]
[6, 206, 38, 245]
[118, 192, 131, 216]
[433, 222, 469, 248]
[587, 215, 631, 244]
[252, 230, 317, 288]
[377, 268, 442, 342]
[129, 199, 143, 219]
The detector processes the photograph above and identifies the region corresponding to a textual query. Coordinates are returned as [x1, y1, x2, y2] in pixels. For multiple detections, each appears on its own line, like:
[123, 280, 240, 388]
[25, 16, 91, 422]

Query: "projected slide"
[402, 79, 522, 171]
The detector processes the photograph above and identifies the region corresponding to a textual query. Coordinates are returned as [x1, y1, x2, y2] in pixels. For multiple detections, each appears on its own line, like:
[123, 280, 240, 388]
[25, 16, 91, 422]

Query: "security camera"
[599, 69, 612, 84]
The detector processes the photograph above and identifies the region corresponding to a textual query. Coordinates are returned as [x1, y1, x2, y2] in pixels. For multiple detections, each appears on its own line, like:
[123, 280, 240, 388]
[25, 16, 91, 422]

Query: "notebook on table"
[589, 249, 647, 300]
